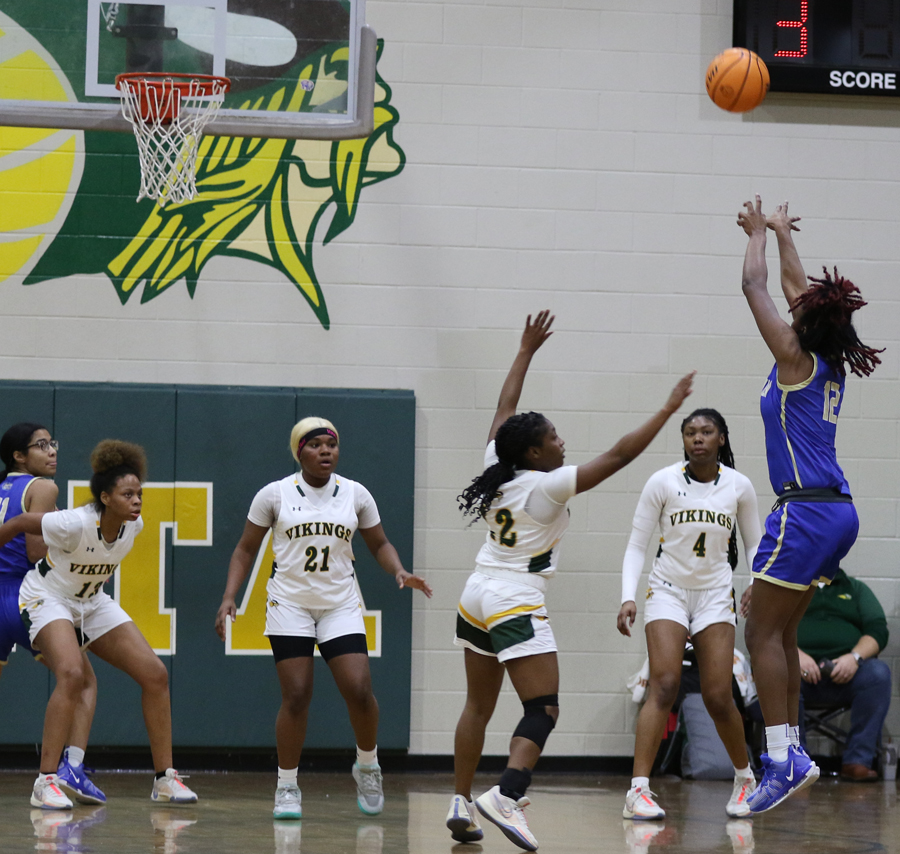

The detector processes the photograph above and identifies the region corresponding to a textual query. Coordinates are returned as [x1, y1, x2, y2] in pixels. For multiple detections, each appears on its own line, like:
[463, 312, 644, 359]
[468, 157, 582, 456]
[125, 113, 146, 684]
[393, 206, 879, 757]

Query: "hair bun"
[90, 440, 148, 482]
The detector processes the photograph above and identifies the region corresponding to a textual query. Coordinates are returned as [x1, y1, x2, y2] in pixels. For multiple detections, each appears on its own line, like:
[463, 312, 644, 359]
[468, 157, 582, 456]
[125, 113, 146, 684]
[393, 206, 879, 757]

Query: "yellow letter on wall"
[68, 481, 213, 655]
[226, 530, 381, 657]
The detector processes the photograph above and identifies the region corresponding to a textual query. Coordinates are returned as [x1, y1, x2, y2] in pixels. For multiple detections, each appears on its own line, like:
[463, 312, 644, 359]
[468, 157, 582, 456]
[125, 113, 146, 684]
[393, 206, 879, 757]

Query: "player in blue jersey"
[0, 422, 105, 807]
[737, 196, 883, 813]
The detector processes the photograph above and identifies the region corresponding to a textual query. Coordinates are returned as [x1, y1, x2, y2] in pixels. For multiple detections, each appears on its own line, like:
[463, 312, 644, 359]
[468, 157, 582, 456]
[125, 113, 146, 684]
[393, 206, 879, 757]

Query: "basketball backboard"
[0, 0, 375, 139]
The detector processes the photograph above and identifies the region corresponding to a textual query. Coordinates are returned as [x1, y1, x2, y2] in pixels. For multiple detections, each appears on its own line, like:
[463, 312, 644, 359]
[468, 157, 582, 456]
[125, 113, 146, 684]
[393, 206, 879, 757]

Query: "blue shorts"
[752, 500, 859, 590]
[0, 576, 35, 664]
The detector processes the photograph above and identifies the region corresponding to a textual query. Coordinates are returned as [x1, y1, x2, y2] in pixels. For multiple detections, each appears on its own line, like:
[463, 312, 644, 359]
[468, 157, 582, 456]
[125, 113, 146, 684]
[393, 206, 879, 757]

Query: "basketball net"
[116, 74, 230, 207]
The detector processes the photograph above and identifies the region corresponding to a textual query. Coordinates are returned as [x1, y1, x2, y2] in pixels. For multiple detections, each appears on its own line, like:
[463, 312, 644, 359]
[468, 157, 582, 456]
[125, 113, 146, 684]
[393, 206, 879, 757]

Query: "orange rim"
[115, 73, 231, 122]
[115, 72, 231, 97]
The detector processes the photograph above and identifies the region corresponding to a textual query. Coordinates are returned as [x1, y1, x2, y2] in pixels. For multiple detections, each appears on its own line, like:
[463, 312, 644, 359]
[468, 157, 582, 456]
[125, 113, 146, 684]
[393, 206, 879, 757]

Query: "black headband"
[296, 427, 337, 454]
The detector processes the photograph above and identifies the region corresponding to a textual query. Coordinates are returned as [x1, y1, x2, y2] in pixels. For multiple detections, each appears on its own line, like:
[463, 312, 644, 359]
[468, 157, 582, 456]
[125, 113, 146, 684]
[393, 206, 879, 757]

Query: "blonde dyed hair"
[290, 417, 339, 463]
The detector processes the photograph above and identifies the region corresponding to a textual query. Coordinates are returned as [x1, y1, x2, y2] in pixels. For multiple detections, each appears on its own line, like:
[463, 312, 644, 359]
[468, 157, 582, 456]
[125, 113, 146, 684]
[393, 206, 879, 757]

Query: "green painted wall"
[0, 382, 415, 750]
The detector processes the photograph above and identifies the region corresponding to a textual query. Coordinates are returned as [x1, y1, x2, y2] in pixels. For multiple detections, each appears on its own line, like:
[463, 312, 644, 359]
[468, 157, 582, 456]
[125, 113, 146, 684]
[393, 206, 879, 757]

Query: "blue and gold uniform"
[752, 354, 859, 589]
[0, 473, 39, 663]
[0, 473, 39, 578]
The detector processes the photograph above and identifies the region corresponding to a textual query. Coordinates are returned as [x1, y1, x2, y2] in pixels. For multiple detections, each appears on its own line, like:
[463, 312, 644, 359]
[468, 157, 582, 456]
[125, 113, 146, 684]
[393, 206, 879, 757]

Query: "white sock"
[277, 767, 298, 787]
[65, 746, 85, 768]
[631, 776, 650, 791]
[765, 724, 791, 763]
[357, 746, 378, 767]
[789, 726, 801, 748]
[734, 765, 754, 780]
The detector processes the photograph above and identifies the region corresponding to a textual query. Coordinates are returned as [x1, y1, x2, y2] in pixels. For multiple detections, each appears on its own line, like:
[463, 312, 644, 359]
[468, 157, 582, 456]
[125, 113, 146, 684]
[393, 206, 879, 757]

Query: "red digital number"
[775, 0, 809, 58]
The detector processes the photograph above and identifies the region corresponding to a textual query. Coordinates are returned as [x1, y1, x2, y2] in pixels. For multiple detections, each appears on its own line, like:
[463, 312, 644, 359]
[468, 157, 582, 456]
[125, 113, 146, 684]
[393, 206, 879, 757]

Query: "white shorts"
[643, 571, 736, 635]
[18, 574, 131, 651]
[265, 591, 365, 643]
[454, 570, 557, 663]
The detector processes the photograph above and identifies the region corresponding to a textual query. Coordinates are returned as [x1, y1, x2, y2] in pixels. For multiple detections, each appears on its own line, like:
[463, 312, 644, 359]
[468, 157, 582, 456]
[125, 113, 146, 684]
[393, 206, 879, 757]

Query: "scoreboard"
[734, 1, 900, 96]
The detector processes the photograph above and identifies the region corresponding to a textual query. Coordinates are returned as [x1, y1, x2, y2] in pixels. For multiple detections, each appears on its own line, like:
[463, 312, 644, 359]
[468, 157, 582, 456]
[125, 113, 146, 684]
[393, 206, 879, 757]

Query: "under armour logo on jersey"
[85, 547, 95, 553]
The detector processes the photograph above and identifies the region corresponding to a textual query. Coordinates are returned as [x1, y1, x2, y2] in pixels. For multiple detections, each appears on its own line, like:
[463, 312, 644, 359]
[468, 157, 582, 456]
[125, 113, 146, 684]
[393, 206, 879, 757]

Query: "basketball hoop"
[115, 72, 231, 206]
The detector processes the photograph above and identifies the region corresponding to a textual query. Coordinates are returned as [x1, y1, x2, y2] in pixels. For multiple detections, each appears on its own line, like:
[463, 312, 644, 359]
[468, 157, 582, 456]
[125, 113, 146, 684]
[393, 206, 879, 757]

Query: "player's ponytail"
[458, 412, 549, 521]
[89, 440, 147, 512]
[681, 408, 739, 570]
[0, 422, 49, 484]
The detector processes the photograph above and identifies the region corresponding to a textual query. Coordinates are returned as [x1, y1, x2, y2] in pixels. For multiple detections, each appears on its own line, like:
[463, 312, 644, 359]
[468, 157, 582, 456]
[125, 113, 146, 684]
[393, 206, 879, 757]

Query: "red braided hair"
[790, 267, 884, 378]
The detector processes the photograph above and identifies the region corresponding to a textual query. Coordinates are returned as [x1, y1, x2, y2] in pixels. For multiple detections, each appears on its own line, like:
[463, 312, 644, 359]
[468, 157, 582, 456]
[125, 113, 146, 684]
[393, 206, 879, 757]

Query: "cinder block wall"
[363, 0, 900, 756]
[2, 1, 898, 757]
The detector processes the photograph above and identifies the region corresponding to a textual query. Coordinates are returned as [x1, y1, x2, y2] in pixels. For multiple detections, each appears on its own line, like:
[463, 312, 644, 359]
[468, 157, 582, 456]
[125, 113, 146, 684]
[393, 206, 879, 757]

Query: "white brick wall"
[4, 0, 900, 758]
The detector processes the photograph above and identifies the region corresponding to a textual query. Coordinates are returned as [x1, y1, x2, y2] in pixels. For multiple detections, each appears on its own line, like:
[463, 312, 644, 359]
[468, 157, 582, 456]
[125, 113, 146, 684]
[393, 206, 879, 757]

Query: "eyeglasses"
[27, 439, 59, 453]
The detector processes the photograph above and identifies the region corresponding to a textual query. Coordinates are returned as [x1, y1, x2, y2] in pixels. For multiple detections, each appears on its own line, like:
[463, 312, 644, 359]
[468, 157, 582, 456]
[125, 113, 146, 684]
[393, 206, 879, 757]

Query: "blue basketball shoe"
[747, 747, 818, 814]
[788, 745, 820, 793]
[56, 755, 106, 805]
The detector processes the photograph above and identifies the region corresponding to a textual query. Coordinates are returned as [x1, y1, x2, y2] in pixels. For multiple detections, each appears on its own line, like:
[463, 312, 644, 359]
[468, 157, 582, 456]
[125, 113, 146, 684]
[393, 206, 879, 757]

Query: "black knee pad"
[512, 694, 558, 750]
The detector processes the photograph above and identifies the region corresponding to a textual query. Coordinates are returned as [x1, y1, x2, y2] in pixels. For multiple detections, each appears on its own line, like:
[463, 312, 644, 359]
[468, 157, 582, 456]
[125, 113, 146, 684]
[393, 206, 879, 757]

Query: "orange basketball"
[705, 48, 770, 113]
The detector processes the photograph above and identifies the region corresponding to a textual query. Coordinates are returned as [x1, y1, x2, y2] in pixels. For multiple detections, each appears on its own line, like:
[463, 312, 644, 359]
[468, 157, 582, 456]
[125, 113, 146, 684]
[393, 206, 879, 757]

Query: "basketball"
[705, 48, 770, 113]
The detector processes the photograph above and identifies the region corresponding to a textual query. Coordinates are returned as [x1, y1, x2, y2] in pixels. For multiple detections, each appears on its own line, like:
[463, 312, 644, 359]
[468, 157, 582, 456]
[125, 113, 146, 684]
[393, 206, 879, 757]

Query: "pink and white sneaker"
[475, 785, 538, 851]
[31, 774, 73, 810]
[151, 769, 198, 804]
[726, 774, 756, 817]
[623, 786, 665, 820]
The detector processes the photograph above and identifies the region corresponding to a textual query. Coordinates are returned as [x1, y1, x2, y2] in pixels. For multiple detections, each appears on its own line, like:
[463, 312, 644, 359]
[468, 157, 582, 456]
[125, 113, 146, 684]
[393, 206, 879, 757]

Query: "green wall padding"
[0, 382, 415, 751]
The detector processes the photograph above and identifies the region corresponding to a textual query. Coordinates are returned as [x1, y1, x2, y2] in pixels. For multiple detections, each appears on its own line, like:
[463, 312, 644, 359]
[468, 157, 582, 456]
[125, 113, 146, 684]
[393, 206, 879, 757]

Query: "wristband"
[852, 651, 863, 663]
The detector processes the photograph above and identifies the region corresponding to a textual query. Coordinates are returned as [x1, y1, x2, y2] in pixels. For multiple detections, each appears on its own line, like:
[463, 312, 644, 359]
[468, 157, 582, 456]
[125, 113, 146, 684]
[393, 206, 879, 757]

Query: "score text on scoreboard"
[734, 1, 900, 96]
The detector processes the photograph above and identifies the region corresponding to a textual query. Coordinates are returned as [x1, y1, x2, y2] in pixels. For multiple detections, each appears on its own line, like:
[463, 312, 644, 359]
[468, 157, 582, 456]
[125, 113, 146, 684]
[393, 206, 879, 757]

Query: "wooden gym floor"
[0, 769, 894, 853]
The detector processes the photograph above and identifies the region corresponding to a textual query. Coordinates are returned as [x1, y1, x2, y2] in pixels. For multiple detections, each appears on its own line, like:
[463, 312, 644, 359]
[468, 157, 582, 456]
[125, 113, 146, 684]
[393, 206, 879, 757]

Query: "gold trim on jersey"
[752, 574, 816, 591]
[17, 474, 38, 514]
[775, 353, 818, 393]
[681, 463, 722, 485]
[753, 505, 813, 590]
[457, 603, 488, 631]
[756, 504, 788, 577]
[774, 355, 819, 489]
[486, 603, 544, 626]
[777, 382, 803, 488]
[531, 537, 561, 556]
